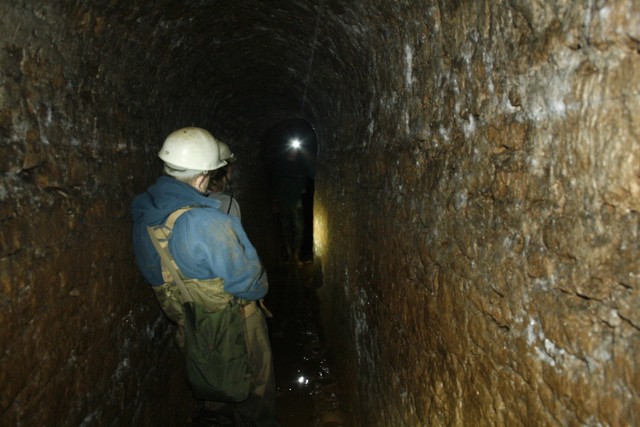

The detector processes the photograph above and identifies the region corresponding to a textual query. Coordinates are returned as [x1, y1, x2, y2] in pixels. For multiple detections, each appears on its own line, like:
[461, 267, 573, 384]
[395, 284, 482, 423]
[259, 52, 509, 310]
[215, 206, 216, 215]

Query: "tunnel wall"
[0, 3, 197, 425]
[316, 1, 639, 426]
[2, 0, 639, 425]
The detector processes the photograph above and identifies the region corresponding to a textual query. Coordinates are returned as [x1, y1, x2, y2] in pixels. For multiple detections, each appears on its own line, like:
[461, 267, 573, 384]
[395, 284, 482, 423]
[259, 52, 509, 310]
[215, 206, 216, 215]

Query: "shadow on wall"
[259, 119, 318, 266]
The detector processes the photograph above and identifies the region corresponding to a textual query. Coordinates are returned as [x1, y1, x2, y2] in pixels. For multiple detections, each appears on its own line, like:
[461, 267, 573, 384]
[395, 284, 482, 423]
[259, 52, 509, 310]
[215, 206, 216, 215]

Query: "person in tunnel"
[206, 141, 241, 219]
[269, 141, 315, 266]
[131, 127, 279, 427]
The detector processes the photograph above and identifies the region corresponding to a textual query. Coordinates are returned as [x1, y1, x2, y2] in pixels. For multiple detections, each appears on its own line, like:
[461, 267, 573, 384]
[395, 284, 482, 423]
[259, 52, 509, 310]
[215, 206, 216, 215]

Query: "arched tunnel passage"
[260, 118, 318, 264]
[1, 1, 639, 427]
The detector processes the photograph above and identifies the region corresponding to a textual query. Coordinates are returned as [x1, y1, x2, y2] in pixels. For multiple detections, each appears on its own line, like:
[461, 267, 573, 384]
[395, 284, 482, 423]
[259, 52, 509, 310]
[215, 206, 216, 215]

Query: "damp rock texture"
[316, 2, 640, 426]
[0, 2, 195, 426]
[0, 0, 639, 426]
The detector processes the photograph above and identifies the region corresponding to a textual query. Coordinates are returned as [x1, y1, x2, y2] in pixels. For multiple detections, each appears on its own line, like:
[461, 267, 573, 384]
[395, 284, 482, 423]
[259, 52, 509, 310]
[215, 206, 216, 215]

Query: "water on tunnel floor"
[266, 261, 348, 427]
[183, 260, 348, 427]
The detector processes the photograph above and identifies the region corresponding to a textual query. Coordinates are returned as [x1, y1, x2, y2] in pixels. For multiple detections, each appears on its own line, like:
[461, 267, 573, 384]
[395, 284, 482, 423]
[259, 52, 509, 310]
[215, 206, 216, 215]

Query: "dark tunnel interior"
[1, 1, 639, 426]
[3, 2, 359, 425]
[260, 118, 318, 263]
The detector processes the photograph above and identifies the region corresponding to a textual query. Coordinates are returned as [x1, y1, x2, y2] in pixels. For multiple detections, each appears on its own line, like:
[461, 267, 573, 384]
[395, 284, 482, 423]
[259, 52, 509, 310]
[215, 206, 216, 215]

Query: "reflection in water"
[266, 261, 347, 427]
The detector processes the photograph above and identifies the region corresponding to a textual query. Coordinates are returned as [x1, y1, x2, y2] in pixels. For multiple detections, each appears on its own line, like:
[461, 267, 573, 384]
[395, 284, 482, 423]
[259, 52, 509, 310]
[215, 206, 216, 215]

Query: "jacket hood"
[131, 175, 220, 226]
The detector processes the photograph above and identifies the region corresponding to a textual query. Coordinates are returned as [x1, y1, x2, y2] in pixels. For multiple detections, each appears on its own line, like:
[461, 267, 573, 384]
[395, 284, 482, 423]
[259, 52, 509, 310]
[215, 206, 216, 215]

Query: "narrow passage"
[266, 262, 348, 427]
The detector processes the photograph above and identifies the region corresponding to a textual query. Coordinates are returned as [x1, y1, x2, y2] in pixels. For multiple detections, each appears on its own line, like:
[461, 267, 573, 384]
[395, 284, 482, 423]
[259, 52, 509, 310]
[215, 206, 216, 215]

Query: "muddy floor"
[266, 261, 348, 427]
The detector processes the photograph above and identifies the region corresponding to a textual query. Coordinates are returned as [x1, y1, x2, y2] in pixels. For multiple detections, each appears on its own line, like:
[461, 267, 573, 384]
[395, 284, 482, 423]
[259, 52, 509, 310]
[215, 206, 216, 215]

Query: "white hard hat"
[218, 141, 236, 163]
[158, 127, 227, 176]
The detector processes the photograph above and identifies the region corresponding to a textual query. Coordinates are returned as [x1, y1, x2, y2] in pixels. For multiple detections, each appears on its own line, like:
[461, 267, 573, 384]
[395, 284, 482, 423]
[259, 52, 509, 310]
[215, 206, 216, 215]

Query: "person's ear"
[192, 174, 209, 192]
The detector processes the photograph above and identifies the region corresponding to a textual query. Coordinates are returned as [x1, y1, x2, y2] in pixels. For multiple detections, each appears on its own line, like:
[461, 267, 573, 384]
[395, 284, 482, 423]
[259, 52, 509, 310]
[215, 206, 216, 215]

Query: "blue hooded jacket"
[131, 175, 268, 300]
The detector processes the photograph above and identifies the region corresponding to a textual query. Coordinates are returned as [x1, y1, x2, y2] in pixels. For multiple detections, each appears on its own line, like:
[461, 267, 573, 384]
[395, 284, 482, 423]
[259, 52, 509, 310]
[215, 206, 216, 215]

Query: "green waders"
[149, 208, 279, 427]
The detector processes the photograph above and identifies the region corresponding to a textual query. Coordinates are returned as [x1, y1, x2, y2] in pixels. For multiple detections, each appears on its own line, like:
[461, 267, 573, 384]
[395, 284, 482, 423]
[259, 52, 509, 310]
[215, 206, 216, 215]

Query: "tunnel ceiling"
[76, 0, 371, 142]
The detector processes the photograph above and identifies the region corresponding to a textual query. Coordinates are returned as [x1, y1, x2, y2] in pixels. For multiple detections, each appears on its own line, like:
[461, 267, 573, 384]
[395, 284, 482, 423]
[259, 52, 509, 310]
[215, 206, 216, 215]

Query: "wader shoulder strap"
[146, 207, 195, 303]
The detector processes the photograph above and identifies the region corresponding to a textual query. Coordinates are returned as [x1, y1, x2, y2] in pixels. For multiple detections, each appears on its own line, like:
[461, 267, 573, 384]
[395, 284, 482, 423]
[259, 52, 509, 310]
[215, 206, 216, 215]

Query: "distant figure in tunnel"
[206, 140, 241, 219]
[131, 127, 279, 427]
[270, 143, 314, 266]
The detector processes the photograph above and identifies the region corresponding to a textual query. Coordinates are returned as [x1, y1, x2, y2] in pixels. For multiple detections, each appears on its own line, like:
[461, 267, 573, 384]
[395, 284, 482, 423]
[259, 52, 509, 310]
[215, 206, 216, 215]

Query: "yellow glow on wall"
[313, 199, 329, 259]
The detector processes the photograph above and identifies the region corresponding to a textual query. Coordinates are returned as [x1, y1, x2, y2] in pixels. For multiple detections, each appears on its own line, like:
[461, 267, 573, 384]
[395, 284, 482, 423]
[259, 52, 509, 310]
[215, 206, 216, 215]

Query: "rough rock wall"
[0, 2, 195, 425]
[316, 1, 639, 426]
